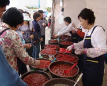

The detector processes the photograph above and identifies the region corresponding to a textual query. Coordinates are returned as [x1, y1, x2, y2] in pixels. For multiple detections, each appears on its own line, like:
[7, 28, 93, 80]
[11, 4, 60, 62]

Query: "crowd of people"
[0, 4, 52, 75]
[0, 0, 51, 85]
[0, 0, 107, 86]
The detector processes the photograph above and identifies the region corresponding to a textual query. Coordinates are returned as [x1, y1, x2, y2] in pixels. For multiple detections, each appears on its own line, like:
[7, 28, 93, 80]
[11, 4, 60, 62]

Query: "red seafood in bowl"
[48, 61, 79, 79]
[35, 59, 51, 69]
[55, 54, 78, 63]
[59, 48, 72, 54]
[44, 44, 59, 50]
[59, 41, 73, 48]
[59, 48, 66, 52]
[60, 41, 73, 45]
[22, 71, 51, 86]
[41, 48, 57, 56]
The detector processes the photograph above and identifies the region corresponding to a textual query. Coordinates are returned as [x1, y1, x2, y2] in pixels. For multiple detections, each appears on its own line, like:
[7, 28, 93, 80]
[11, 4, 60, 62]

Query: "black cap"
[38, 10, 44, 13]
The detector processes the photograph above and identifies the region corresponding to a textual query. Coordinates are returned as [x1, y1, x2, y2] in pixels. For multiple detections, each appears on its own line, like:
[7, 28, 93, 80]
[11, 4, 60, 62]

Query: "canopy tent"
[52, 0, 107, 35]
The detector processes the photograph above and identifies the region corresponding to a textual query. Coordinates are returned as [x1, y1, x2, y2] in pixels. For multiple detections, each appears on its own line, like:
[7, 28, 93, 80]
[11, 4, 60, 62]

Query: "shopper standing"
[67, 8, 107, 86]
[38, 10, 48, 49]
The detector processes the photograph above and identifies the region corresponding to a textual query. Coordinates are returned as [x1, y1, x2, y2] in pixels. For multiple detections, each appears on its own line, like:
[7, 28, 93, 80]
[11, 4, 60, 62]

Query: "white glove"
[67, 45, 73, 51]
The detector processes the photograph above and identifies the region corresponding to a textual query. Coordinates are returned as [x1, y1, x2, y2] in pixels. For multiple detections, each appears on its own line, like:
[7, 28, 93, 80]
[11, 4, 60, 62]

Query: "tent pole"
[51, 0, 55, 38]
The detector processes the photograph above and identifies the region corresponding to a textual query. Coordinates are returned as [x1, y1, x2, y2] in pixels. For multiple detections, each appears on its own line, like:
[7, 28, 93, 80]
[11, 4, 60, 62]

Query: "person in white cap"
[17, 12, 34, 75]
[19, 12, 34, 57]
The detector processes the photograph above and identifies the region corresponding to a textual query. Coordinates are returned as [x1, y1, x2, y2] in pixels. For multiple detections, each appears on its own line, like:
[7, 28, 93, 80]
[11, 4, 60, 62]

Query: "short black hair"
[78, 8, 95, 24]
[33, 12, 41, 20]
[64, 17, 71, 24]
[38, 10, 44, 13]
[2, 7, 23, 27]
[0, 0, 10, 7]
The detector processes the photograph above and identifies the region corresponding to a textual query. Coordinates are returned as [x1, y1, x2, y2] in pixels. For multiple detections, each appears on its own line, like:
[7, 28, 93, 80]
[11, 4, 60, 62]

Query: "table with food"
[21, 35, 80, 86]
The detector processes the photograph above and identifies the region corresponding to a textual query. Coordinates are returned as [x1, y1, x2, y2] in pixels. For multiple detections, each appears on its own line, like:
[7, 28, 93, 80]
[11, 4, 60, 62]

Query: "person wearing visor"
[17, 13, 33, 75]
[19, 12, 33, 57]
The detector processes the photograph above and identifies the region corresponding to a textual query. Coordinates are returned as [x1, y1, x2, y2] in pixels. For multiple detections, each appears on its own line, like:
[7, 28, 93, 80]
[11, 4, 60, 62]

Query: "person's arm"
[33, 21, 38, 32]
[71, 23, 85, 38]
[85, 27, 107, 58]
[23, 44, 32, 49]
[74, 40, 84, 49]
[37, 20, 42, 28]
[33, 21, 41, 38]
[12, 32, 40, 67]
[67, 40, 84, 51]
[0, 45, 27, 86]
[56, 26, 67, 36]
[56, 23, 73, 36]
[53, 27, 67, 38]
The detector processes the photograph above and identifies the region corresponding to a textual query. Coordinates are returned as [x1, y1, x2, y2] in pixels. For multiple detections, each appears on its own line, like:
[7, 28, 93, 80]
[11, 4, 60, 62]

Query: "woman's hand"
[23, 44, 32, 49]
[40, 38, 43, 41]
[42, 23, 46, 27]
[36, 60, 40, 66]
[54, 34, 58, 38]
[67, 45, 74, 51]
[21, 31, 24, 35]
[30, 34, 34, 39]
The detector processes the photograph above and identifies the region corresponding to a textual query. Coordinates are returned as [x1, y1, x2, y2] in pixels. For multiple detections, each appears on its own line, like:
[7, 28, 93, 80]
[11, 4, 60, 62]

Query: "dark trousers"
[17, 58, 27, 75]
[41, 35, 45, 49]
[32, 42, 40, 59]
[26, 46, 33, 57]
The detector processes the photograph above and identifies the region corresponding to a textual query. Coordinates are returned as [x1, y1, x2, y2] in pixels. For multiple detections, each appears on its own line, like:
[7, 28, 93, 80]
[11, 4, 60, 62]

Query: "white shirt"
[84, 26, 107, 50]
[56, 23, 74, 36]
[74, 26, 107, 58]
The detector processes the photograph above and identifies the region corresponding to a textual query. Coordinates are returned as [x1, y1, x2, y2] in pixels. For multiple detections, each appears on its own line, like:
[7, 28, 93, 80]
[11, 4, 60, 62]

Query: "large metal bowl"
[48, 39, 59, 45]
[41, 48, 58, 56]
[59, 41, 73, 48]
[31, 58, 51, 71]
[21, 70, 51, 80]
[55, 54, 79, 63]
[44, 44, 60, 50]
[21, 70, 51, 86]
[43, 78, 79, 86]
[48, 61, 79, 80]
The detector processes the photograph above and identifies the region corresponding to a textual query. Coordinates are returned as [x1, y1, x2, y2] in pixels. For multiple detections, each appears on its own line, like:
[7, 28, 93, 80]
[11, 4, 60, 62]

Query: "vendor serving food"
[67, 8, 107, 86]
[54, 17, 75, 38]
